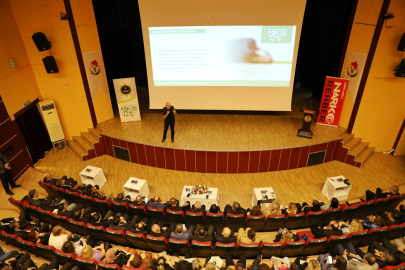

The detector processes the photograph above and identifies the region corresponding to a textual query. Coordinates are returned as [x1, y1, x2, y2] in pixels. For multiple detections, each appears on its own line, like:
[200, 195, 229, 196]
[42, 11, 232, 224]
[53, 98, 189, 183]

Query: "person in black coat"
[368, 239, 402, 268]
[166, 197, 190, 212]
[214, 227, 236, 243]
[224, 202, 247, 217]
[190, 225, 214, 242]
[149, 222, 174, 239]
[310, 220, 342, 239]
[90, 211, 115, 227]
[189, 201, 206, 214]
[301, 199, 321, 214]
[366, 185, 400, 201]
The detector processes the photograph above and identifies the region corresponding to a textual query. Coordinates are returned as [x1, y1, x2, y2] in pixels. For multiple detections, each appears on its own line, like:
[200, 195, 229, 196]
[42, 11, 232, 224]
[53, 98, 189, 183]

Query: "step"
[89, 128, 101, 138]
[342, 133, 355, 144]
[81, 132, 98, 145]
[73, 136, 93, 153]
[355, 147, 375, 164]
[340, 132, 350, 140]
[67, 140, 86, 159]
[344, 137, 361, 149]
[349, 142, 369, 156]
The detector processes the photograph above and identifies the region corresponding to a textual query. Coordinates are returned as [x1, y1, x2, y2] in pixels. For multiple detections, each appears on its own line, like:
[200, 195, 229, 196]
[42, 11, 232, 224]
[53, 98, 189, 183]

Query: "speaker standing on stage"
[161, 102, 176, 143]
[0, 153, 21, 196]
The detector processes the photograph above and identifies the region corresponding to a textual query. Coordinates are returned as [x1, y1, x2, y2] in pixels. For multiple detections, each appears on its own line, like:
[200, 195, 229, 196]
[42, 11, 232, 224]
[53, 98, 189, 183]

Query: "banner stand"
[113, 78, 141, 123]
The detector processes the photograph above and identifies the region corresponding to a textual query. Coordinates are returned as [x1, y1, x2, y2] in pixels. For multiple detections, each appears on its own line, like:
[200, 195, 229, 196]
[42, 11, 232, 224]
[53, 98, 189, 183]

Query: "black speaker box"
[398, 33, 405, 51]
[395, 59, 405, 78]
[32, 32, 51, 51]
[42, 56, 59, 74]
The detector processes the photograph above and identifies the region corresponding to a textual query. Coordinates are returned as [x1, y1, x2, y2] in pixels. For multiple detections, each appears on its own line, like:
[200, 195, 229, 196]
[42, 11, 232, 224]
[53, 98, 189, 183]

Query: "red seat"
[128, 204, 147, 217]
[245, 215, 266, 232]
[338, 203, 361, 221]
[259, 241, 283, 257]
[87, 224, 108, 241]
[111, 201, 129, 214]
[166, 209, 185, 224]
[321, 234, 350, 253]
[54, 249, 76, 265]
[35, 242, 56, 260]
[279, 240, 306, 257]
[125, 231, 149, 250]
[225, 213, 245, 231]
[381, 262, 405, 270]
[319, 208, 342, 225]
[78, 194, 95, 208]
[300, 237, 328, 255]
[386, 224, 405, 240]
[236, 242, 259, 258]
[348, 230, 369, 247]
[68, 218, 87, 235]
[75, 256, 98, 270]
[97, 261, 122, 270]
[283, 213, 305, 229]
[299, 211, 324, 228]
[8, 197, 24, 211]
[191, 240, 213, 257]
[263, 214, 286, 231]
[168, 238, 190, 255]
[213, 242, 236, 257]
[16, 237, 38, 255]
[147, 207, 166, 221]
[358, 226, 389, 246]
[206, 212, 224, 226]
[145, 234, 169, 252]
[185, 211, 205, 226]
[106, 228, 130, 246]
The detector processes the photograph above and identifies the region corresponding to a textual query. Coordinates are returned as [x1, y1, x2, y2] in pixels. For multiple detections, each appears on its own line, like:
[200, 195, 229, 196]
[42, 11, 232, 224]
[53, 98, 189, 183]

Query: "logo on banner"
[120, 105, 138, 117]
[304, 116, 312, 122]
[347, 62, 359, 77]
[119, 83, 133, 97]
[261, 26, 293, 43]
[90, 60, 101, 75]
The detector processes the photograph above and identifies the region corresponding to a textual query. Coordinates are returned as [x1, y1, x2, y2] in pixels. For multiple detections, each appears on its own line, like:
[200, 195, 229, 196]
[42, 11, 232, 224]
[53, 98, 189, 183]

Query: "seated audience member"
[282, 202, 301, 215]
[48, 225, 72, 250]
[68, 181, 83, 194]
[128, 253, 153, 270]
[270, 256, 290, 270]
[215, 227, 236, 244]
[54, 203, 75, 218]
[62, 240, 80, 256]
[103, 248, 130, 267]
[366, 185, 399, 201]
[113, 193, 132, 205]
[27, 229, 50, 244]
[190, 224, 214, 242]
[85, 184, 113, 201]
[380, 209, 401, 226]
[318, 255, 346, 270]
[167, 197, 190, 212]
[36, 257, 61, 270]
[80, 243, 106, 262]
[339, 218, 364, 234]
[28, 189, 62, 210]
[170, 224, 192, 240]
[224, 201, 247, 216]
[237, 227, 262, 244]
[175, 260, 192, 270]
[72, 207, 94, 223]
[367, 240, 400, 267]
[225, 252, 246, 270]
[109, 214, 130, 231]
[362, 215, 385, 230]
[55, 178, 72, 189]
[310, 220, 342, 238]
[260, 202, 280, 216]
[128, 216, 149, 234]
[133, 195, 147, 206]
[6, 209, 49, 238]
[189, 201, 206, 213]
[209, 204, 221, 213]
[150, 256, 174, 270]
[0, 252, 36, 270]
[302, 199, 321, 214]
[147, 195, 170, 209]
[305, 259, 321, 270]
[43, 172, 63, 185]
[270, 228, 300, 243]
[90, 211, 114, 227]
[150, 222, 173, 239]
[320, 197, 339, 211]
[332, 242, 378, 270]
[249, 205, 264, 216]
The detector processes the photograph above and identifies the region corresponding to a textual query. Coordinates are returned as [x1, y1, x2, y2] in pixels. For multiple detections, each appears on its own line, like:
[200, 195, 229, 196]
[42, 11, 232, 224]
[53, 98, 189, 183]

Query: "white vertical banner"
[83, 50, 109, 99]
[113, 78, 141, 122]
[341, 51, 367, 103]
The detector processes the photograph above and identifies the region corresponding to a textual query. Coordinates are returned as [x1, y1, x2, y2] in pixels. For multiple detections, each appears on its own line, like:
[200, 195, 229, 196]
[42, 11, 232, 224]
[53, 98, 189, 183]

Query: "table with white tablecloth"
[322, 175, 351, 201]
[79, 165, 107, 189]
[180, 185, 219, 209]
[123, 177, 150, 200]
[252, 187, 276, 207]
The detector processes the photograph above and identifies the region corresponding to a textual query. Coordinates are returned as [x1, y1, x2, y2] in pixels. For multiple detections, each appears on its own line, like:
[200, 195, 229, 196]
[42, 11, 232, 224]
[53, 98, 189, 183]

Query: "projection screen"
[138, 0, 307, 111]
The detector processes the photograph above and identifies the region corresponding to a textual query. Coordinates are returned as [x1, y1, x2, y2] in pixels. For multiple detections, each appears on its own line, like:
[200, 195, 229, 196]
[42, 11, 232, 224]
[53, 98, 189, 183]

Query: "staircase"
[67, 128, 103, 160]
[339, 132, 375, 167]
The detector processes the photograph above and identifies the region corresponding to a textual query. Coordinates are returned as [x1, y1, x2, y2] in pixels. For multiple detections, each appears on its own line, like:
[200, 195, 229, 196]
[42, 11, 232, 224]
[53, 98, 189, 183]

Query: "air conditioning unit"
[38, 99, 65, 143]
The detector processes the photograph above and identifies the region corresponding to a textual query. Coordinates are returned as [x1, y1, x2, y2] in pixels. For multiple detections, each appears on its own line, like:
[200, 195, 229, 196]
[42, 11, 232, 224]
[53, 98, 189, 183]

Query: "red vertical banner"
[316, 76, 349, 127]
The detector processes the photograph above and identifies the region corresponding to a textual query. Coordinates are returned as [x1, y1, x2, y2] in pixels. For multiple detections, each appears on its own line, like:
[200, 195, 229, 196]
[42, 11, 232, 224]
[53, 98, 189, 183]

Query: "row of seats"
[37, 181, 405, 231]
[6, 197, 405, 258]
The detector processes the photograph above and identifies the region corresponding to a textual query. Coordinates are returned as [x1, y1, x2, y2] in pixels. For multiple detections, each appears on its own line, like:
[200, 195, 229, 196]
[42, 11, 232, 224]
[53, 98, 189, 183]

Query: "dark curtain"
[16, 105, 52, 164]
[92, 0, 147, 115]
[295, 0, 353, 99]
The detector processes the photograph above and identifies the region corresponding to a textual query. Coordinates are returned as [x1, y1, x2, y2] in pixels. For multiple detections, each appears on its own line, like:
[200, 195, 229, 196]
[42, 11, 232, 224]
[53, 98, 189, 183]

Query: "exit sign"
[24, 100, 31, 107]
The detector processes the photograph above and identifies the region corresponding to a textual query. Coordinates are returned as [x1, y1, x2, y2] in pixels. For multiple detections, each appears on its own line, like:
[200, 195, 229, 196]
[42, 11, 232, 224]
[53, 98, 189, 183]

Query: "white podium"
[123, 177, 150, 200]
[79, 165, 107, 188]
[322, 175, 351, 201]
[252, 187, 276, 207]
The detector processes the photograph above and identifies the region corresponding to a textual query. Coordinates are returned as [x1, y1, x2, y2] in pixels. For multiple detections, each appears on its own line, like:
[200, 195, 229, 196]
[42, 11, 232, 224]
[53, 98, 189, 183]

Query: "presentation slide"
[149, 26, 296, 87]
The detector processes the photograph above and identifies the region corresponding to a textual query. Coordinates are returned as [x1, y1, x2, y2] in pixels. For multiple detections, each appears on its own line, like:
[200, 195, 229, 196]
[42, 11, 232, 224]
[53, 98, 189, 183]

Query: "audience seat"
[338, 203, 361, 221]
[382, 195, 402, 212]
[68, 219, 88, 235]
[78, 194, 95, 208]
[169, 238, 190, 255]
[348, 230, 369, 247]
[38, 181, 52, 195]
[111, 201, 129, 215]
[213, 242, 236, 257]
[299, 211, 324, 228]
[166, 209, 185, 224]
[319, 208, 342, 225]
[125, 231, 150, 250]
[123, 266, 145, 270]
[35, 243, 56, 260]
[358, 226, 389, 246]
[300, 237, 328, 255]
[283, 213, 305, 229]
[0, 231, 19, 247]
[191, 240, 213, 257]
[75, 256, 98, 270]
[386, 224, 405, 240]
[51, 213, 70, 229]
[225, 213, 245, 231]
[16, 237, 39, 256]
[106, 228, 130, 246]
[64, 190, 80, 205]
[381, 262, 405, 270]
[358, 201, 375, 215]
[147, 207, 166, 221]
[8, 197, 24, 211]
[54, 249, 76, 265]
[128, 204, 147, 217]
[245, 215, 265, 232]
[51, 186, 65, 199]
[97, 261, 122, 270]
[236, 242, 259, 258]
[205, 212, 224, 226]
[146, 235, 169, 252]
[259, 242, 283, 257]
[24, 204, 38, 219]
[263, 214, 286, 231]
[185, 211, 205, 226]
[279, 240, 306, 257]
[87, 224, 109, 242]
[321, 234, 350, 253]
[36, 208, 53, 224]
[369, 197, 392, 215]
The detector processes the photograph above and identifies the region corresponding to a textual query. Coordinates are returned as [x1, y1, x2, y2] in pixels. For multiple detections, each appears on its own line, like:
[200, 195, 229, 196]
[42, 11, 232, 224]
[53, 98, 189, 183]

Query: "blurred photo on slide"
[224, 38, 273, 64]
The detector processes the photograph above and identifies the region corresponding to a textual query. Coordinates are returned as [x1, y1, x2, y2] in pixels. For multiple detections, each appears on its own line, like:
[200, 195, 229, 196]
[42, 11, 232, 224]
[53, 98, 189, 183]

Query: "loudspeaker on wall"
[32, 32, 51, 51]
[42, 56, 59, 74]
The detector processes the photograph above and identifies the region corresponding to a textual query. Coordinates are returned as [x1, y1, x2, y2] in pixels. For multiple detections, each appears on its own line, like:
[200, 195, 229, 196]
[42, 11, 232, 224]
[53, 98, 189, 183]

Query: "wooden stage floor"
[99, 89, 346, 150]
